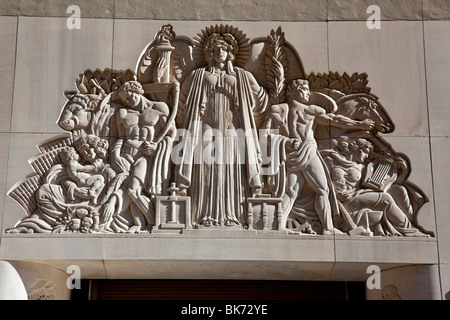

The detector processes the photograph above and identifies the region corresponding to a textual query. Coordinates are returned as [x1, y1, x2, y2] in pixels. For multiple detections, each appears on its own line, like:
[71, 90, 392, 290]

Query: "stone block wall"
[0, 0, 449, 299]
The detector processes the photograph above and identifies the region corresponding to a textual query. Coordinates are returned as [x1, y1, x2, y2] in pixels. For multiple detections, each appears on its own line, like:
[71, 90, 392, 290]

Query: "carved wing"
[171, 37, 196, 83]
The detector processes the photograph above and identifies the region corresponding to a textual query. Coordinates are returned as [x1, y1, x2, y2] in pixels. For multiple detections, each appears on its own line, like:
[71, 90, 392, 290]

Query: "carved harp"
[362, 155, 398, 192]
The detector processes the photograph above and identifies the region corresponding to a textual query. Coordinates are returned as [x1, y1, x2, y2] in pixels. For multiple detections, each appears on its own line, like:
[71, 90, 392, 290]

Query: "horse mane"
[333, 92, 394, 134]
[335, 92, 379, 105]
[335, 93, 381, 118]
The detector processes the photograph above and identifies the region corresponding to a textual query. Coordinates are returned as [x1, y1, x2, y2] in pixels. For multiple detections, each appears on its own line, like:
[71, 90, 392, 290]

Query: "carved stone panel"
[154, 183, 192, 232]
[5, 24, 433, 238]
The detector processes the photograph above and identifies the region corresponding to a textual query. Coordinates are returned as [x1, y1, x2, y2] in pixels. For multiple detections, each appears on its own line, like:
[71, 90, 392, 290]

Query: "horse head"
[336, 93, 394, 133]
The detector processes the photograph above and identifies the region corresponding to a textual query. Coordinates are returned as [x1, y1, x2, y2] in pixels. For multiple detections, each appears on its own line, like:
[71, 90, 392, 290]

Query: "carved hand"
[102, 200, 116, 223]
[74, 186, 91, 199]
[155, 57, 168, 81]
[359, 119, 376, 130]
[199, 103, 206, 119]
[92, 159, 103, 171]
[112, 153, 129, 173]
[337, 188, 352, 201]
[375, 122, 391, 133]
[395, 157, 408, 171]
[289, 138, 302, 150]
[142, 141, 158, 156]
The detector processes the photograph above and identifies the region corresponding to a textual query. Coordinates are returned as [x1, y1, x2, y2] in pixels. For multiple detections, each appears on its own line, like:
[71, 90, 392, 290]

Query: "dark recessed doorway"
[83, 279, 365, 300]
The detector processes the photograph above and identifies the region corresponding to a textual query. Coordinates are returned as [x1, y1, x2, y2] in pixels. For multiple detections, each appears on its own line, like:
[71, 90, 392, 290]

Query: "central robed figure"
[175, 31, 269, 227]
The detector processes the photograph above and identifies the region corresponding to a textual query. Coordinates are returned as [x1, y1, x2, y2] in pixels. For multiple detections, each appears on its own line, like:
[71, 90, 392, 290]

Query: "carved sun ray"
[192, 24, 251, 68]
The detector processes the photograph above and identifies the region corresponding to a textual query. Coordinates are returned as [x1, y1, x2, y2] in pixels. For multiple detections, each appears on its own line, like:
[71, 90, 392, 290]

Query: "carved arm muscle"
[315, 113, 375, 131]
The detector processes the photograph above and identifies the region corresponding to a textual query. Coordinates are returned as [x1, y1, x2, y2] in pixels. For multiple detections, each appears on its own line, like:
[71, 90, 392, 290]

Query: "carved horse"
[335, 93, 394, 133]
[315, 93, 394, 151]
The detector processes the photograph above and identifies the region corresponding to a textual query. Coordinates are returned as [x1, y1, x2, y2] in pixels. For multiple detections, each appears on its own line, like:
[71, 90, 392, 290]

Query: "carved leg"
[127, 182, 151, 219]
[302, 156, 343, 234]
[127, 203, 150, 233]
[388, 185, 414, 220]
[280, 172, 302, 231]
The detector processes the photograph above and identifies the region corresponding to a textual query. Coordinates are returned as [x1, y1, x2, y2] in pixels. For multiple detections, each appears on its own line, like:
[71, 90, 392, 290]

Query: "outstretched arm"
[315, 113, 375, 131]
[77, 163, 96, 173]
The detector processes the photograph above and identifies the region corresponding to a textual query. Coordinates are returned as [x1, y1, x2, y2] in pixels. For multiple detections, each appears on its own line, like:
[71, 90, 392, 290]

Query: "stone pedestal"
[366, 264, 441, 300]
[247, 195, 283, 231]
[154, 187, 192, 232]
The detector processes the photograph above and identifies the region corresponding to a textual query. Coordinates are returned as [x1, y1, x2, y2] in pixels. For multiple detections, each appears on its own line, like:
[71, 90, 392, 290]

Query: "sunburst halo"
[192, 24, 251, 68]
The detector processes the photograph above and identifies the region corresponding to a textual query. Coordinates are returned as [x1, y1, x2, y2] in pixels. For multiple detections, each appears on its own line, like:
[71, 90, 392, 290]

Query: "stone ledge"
[327, 0, 424, 21]
[0, 0, 448, 21]
[0, 235, 438, 280]
[335, 237, 438, 264]
[0, 233, 336, 261]
[19, 0, 114, 18]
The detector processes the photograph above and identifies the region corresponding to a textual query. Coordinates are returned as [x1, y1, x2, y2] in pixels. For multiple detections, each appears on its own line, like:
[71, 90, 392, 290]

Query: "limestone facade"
[0, 0, 449, 300]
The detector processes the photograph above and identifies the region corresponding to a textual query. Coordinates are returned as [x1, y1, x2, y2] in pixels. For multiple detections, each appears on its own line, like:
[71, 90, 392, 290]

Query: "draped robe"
[175, 67, 267, 226]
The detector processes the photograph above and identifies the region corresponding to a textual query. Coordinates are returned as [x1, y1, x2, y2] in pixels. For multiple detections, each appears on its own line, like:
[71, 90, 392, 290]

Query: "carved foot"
[200, 217, 216, 227]
[224, 219, 240, 227]
[403, 229, 430, 237]
[286, 220, 317, 235]
[322, 228, 347, 236]
[97, 224, 114, 233]
[126, 225, 144, 233]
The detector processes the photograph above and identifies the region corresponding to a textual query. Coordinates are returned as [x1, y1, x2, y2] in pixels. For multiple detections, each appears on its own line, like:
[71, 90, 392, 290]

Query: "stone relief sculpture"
[105, 80, 176, 233]
[174, 25, 269, 228]
[322, 139, 428, 237]
[6, 24, 432, 237]
[263, 79, 376, 235]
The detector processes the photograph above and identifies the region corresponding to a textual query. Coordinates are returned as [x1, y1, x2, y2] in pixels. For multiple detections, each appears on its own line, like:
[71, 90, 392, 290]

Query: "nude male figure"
[265, 79, 375, 234]
[110, 81, 170, 232]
